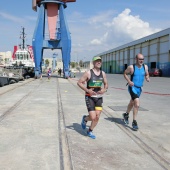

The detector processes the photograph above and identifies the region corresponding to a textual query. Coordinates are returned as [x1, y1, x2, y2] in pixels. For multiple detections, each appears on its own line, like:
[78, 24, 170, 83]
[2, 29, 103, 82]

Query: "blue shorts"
[128, 86, 142, 100]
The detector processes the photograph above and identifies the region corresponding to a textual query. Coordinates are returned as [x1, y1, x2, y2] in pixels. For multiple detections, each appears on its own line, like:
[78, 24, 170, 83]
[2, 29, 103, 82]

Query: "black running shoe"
[132, 120, 139, 131]
[122, 113, 129, 124]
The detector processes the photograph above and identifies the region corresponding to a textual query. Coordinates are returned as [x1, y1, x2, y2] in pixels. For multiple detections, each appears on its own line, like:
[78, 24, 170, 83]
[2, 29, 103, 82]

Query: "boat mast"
[20, 27, 26, 50]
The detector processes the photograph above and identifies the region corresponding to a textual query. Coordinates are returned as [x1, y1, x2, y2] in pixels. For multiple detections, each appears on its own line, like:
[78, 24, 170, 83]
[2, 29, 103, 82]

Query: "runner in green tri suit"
[77, 56, 108, 139]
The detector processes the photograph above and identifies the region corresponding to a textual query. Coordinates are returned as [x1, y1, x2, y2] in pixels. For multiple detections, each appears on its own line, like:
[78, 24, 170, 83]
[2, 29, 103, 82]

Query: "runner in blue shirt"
[123, 53, 150, 130]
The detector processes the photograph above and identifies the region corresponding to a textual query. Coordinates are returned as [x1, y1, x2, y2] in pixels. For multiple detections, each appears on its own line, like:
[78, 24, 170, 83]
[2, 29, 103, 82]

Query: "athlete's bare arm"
[97, 71, 108, 94]
[77, 71, 96, 95]
[124, 65, 134, 86]
[77, 71, 89, 92]
[144, 65, 150, 82]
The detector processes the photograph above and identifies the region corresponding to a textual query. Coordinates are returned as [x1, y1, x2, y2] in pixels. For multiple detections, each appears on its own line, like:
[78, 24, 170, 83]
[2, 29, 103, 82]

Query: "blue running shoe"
[81, 115, 87, 129]
[87, 131, 96, 139]
[122, 113, 129, 124]
[132, 120, 139, 131]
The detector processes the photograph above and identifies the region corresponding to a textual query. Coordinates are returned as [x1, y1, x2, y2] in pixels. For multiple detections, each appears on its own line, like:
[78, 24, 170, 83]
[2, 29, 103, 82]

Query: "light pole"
[83, 57, 86, 69]
[74, 51, 78, 67]
[77, 54, 78, 67]
[52, 53, 57, 72]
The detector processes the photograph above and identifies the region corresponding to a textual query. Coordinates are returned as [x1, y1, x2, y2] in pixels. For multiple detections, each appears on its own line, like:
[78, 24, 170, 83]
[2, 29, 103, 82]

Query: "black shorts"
[128, 86, 142, 100]
[85, 96, 103, 112]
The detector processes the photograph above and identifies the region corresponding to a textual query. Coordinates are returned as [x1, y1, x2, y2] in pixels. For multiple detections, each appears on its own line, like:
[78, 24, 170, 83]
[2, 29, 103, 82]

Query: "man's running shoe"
[132, 120, 139, 131]
[81, 115, 87, 129]
[122, 113, 129, 124]
[87, 131, 96, 139]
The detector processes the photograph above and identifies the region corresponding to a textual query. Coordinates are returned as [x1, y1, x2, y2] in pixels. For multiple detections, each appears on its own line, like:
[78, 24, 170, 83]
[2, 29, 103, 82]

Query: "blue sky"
[0, 0, 170, 62]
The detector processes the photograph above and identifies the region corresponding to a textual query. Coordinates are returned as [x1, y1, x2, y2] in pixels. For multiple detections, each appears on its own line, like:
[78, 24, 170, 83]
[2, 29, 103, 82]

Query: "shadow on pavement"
[104, 117, 134, 131]
[66, 123, 87, 136]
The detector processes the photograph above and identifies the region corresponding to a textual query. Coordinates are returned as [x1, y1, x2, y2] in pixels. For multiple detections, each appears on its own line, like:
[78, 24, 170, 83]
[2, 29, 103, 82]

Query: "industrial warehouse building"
[94, 28, 170, 77]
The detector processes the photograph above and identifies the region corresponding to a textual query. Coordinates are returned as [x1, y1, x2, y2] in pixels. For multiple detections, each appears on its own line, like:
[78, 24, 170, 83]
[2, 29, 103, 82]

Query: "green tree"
[0, 58, 3, 64]
[5, 58, 8, 64]
[79, 60, 83, 67]
[45, 59, 49, 68]
[70, 62, 76, 68]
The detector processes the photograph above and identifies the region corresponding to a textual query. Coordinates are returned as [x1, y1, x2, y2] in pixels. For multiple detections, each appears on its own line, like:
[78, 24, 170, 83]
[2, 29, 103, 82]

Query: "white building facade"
[83, 61, 93, 70]
[94, 28, 170, 77]
[0, 51, 12, 66]
[42, 57, 63, 71]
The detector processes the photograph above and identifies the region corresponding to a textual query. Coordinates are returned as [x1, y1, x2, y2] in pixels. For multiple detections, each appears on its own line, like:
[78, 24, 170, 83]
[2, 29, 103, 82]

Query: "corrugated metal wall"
[99, 29, 170, 77]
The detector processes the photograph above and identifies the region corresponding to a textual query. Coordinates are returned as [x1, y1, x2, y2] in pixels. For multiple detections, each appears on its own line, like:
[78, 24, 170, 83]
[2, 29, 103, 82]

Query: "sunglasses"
[138, 58, 144, 61]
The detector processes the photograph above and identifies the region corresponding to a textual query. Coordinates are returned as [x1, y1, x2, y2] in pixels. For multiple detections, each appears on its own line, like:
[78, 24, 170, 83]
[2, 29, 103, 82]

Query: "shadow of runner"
[104, 117, 134, 131]
[66, 123, 87, 136]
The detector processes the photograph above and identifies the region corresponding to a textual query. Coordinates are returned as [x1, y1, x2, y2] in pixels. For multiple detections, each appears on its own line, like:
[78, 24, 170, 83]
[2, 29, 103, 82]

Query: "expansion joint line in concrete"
[0, 80, 42, 123]
[56, 78, 73, 170]
[68, 78, 170, 170]
[102, 108, 170, 170]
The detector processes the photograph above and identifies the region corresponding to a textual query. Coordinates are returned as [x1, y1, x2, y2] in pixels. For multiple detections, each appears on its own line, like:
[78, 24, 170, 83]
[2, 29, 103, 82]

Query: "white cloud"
[90, 39, 102, 45]
[25, 16, 37, 21]
[88, 10, 116, 25]
[0, 11, 24, 23]
[67, 11, 86, 23]
[70, 8, 162, 60]
[90, 8, 161, 48]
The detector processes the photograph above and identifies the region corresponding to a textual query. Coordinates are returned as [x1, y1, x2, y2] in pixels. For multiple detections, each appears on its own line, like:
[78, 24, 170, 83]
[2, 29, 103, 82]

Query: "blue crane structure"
[32, 0, 76, 78]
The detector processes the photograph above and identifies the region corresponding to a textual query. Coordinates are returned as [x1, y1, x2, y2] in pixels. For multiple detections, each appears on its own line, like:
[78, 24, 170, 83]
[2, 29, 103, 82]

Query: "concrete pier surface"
[0, 74, 169, 170]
